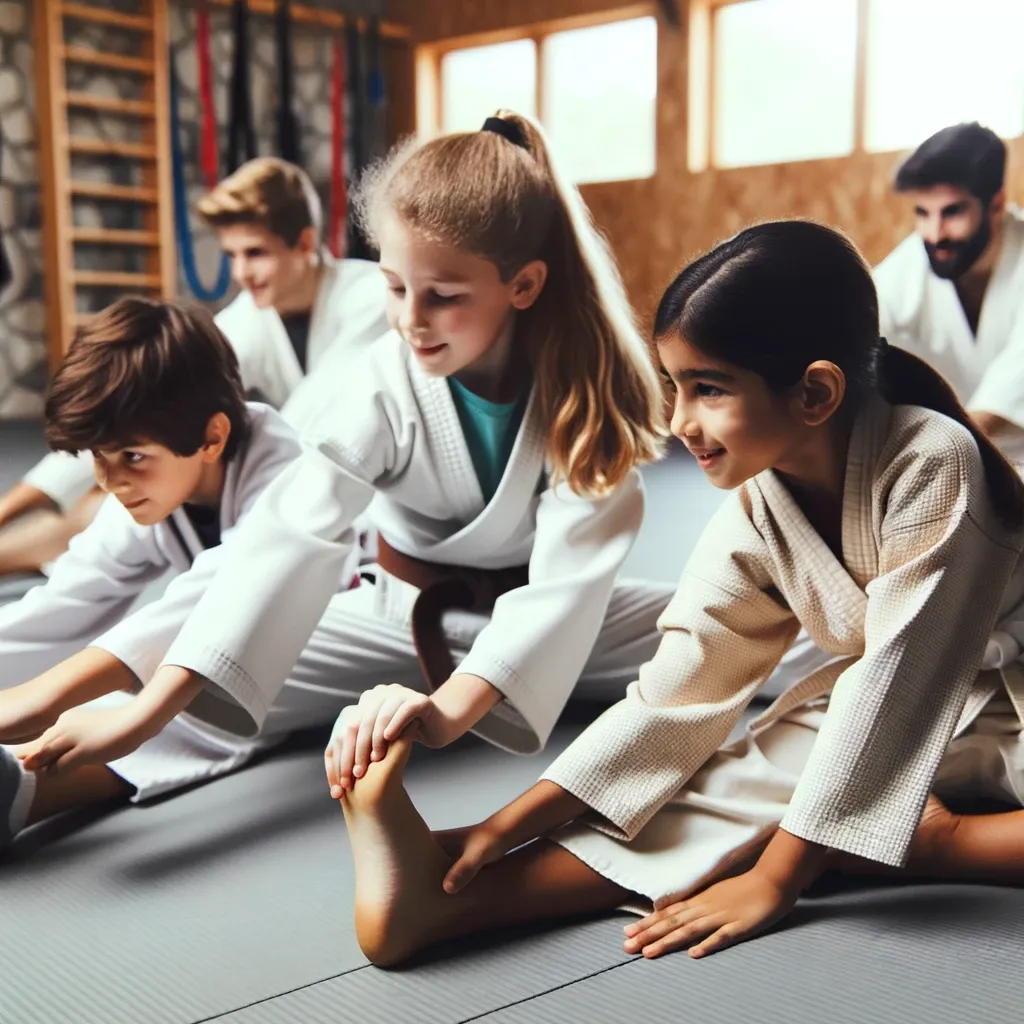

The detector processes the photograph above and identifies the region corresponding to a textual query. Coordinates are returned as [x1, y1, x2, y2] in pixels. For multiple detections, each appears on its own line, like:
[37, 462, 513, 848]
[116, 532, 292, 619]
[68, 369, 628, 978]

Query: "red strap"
[329, 34, 347, 257]
[197, 7, 219, 188]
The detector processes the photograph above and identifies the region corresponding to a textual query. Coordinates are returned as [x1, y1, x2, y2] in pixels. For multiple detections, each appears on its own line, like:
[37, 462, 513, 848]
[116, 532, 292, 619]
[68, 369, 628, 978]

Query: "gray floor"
[2, 425, 1023, 1023]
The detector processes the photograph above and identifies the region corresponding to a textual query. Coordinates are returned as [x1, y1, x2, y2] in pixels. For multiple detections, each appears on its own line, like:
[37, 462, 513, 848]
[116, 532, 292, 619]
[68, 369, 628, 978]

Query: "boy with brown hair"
[0, 295, 320, 848]
[0, 157, 387, 577]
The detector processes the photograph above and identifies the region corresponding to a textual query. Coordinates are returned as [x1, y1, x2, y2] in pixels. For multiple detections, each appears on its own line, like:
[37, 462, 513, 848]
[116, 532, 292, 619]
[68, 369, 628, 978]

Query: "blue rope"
[170, 61, 231, 302]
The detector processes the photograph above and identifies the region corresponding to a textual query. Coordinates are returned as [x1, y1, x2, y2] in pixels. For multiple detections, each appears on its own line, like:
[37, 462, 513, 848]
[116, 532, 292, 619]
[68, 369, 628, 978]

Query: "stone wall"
[0, 0, 388, 419]
[0, 0, 44, 418]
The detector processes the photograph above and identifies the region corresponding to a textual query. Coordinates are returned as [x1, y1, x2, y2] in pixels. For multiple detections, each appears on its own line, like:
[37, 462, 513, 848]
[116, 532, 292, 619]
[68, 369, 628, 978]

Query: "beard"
[924, 215, 992, 280]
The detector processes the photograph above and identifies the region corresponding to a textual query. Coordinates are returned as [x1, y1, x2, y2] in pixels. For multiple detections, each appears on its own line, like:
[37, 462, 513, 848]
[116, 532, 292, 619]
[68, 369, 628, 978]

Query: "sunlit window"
[440, 40, 537, 134]
[865, 0, 1024, 152]
[542, 17, 657, 184]
[713, 0, 858, 168]
[431, 17, 657, 185]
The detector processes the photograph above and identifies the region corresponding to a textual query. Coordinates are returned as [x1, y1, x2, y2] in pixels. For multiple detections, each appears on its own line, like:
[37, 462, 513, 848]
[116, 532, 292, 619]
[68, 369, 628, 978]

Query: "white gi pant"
[552, 693, 1024, 912]
[101, 575, 674, 801]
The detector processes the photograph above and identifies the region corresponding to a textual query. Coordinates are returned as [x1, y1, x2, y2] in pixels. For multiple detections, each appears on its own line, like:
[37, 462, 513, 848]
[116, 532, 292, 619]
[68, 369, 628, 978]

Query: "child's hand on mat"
[433, 820, 510, 894]
[622, 866, 798, 960]
[15, 704, 143, 772]
[0, 679, 61, 745]
[325, 684, 447, 798]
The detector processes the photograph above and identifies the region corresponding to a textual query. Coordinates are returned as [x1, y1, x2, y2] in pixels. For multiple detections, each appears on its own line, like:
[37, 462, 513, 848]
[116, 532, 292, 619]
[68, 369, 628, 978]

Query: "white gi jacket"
[875, 207, 1024, 446]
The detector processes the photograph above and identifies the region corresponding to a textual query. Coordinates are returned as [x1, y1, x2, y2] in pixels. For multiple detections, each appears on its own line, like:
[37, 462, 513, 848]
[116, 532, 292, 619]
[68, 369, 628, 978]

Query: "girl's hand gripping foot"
[325, 684, 447, 799]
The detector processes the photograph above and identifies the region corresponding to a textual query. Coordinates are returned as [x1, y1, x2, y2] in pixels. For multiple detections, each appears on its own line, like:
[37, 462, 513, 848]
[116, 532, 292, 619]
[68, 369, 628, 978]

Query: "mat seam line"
[454, 958, 638, 1023]
[189, 963, 374, 1023]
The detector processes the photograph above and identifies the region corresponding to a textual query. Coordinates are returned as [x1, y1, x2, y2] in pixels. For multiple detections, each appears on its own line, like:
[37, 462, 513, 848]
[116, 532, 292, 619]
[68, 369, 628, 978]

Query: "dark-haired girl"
[336, 221, 1024, 967]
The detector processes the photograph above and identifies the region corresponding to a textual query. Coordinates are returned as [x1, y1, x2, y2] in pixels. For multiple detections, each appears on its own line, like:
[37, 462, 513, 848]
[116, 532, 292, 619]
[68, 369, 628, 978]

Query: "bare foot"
[826, 794, 961, 877]
[340, 737, 459, 967]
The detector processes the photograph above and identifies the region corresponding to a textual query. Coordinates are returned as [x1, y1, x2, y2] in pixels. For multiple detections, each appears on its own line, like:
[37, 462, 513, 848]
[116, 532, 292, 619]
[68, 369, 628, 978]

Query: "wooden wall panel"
[388, 0, 1024, 326]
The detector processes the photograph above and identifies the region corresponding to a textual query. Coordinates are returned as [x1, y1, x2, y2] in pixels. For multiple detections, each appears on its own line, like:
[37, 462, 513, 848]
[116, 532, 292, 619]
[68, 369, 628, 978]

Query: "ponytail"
[880, 342, 1024, 528]
[495, 111, 666, 495]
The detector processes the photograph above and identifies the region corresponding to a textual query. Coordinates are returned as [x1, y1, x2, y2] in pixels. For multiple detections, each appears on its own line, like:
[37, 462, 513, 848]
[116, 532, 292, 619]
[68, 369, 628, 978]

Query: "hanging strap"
[0, 123, 10, 294]
[345, 22, 372, 259]
[226, 0, 256, 172]
[366, 15, 387, 164]
[329, 32, 347, 257]
[196, 4, 219, 188]
[170, 60, 231, 302]
[275, 0, 301, 164]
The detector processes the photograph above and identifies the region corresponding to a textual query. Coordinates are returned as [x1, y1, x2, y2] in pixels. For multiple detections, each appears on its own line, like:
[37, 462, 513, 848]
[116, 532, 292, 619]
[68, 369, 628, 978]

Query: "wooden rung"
[73, 270, 163, 288]
[64, 92, 156, 117]
[69, 180, 159, 203]
[70, 313, 94, 330]
[68, 137, 157, 159]
[62, 46, 154, 74]
[61, 3, 154, 31]
[72, 227, 161, 246]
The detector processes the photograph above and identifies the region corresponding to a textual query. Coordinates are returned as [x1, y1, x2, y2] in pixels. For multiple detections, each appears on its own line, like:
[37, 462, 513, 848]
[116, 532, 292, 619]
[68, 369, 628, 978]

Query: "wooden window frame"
[415, 3, 658, 150]
[690, 0, 870, 171]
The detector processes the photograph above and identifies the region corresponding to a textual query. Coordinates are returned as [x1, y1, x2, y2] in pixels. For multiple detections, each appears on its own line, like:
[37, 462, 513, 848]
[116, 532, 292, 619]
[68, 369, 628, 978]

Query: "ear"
[790, 361, 845, 427]
[509, 260, 548, 311]
[200, 412, 232, 464]
[294, 226, 320, 261]
[988, 188, 1007, 218]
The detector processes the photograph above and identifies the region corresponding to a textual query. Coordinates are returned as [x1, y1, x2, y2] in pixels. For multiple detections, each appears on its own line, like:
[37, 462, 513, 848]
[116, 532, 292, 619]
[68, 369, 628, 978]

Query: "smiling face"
[216, 223, 316, 311]
[907, 183, 998, 280]
[377, 214, 546, 391]
[658, 333, 819, 490]
[90, 414, 230, 526]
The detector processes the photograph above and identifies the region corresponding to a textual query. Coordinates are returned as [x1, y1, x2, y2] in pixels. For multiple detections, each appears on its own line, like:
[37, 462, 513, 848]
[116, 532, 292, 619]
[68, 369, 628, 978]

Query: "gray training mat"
[4, 425, 1024, 1022]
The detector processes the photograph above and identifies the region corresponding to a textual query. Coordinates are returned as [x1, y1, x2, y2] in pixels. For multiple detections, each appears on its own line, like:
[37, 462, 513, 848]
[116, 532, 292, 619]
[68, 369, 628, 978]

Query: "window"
[694, 0, 1024, 171]
[542, 18, 657, 184]
[440, 40, 537, 134]
[712, 0, 858, 168]
[421, 9, 658, 185]
[865, 0, 1024, 152]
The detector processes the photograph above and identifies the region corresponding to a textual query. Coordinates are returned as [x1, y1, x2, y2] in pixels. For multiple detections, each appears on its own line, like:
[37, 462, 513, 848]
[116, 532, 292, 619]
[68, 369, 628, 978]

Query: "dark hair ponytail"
[878, 343, 1024, 528]
[656, 219, 1024, 529]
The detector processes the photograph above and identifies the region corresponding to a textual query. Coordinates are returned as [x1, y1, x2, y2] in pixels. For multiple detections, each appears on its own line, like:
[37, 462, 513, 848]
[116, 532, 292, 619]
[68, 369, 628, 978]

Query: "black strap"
[275, 0, 300, 164]
[226, 0, 256, 171]
[0, 123, 10, 292]
[345, 22, 373, 260]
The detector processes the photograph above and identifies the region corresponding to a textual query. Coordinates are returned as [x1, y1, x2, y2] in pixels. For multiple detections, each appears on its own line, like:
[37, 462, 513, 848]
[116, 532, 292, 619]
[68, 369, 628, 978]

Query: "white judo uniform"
[875, 205, 1024, 461]
[0, 405, 350, 799]
[116, 330, 673, 780]
[21, 256, 390, 512]
[544, 396, 1024, 908]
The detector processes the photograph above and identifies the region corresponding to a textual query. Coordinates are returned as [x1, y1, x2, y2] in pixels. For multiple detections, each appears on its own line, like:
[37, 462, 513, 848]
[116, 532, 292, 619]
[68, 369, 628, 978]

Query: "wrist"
[755, 828, 827, 896]
[428, 673, 502, 745]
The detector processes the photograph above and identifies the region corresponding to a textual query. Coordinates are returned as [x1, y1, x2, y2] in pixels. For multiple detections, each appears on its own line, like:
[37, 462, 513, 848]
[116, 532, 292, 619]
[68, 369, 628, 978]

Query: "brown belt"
[375, 535, 529, 692]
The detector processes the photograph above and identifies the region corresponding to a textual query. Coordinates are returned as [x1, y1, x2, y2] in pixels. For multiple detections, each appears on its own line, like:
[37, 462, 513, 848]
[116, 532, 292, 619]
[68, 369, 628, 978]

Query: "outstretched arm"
[16, 663, 204, 773]
[0, 647, 137, 745]
[0, 482, 58, 529]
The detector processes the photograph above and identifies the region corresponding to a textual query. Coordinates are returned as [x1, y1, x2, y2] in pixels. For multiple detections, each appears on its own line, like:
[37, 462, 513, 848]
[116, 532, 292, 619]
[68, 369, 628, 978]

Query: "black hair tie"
[481, 116, 527, 150]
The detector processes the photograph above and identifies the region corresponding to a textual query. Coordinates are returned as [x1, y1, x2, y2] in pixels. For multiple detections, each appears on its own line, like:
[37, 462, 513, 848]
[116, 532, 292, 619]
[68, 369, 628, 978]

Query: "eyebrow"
[669, 368, 737, 383]
[379, 266, 472, 285]
[914, 202, 967, 217]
